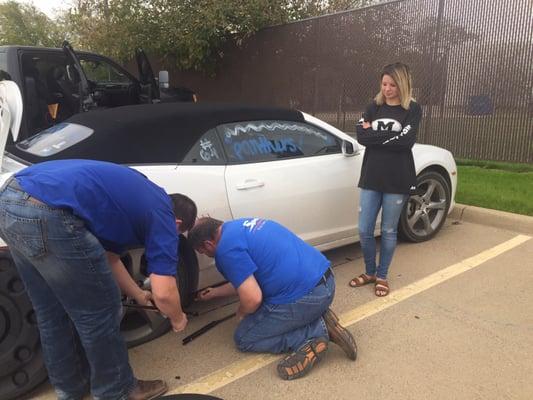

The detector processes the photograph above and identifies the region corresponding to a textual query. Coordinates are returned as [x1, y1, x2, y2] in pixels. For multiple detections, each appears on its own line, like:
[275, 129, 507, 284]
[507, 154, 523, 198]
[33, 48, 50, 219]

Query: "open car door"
[62, 41, 95, 112]
[135, 48, 160, 103]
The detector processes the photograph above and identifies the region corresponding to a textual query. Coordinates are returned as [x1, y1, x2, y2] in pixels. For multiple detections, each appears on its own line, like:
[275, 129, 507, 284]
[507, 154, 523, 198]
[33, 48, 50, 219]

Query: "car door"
[62, 41, 94, 111]
[168, 128, 233, 288]
[135, 48, 160, 103]
[220, 119, 361, 249]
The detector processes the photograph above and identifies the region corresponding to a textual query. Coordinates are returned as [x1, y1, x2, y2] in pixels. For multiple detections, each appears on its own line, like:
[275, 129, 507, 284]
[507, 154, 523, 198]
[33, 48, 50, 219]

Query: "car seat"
[46, 65, 80, 121]
[22, 62, 51, 134]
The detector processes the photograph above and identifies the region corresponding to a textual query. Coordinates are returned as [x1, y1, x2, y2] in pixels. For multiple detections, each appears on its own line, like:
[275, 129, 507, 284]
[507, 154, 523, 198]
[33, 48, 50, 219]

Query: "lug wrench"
[121, 302, 199, 317]
[182, 313, 236, 345]
[123, 303, 234, 344]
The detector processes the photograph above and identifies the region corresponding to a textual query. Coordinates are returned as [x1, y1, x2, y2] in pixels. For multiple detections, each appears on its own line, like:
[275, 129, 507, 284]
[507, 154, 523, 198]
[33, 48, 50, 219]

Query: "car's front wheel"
[398, 170, 451, 242]
[0, 240, 199, 399]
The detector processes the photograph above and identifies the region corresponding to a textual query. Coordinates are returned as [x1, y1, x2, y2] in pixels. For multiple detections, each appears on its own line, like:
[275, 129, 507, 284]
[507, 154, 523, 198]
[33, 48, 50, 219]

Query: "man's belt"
[4, 177, 45, 206]
[315, 267, 333, 287]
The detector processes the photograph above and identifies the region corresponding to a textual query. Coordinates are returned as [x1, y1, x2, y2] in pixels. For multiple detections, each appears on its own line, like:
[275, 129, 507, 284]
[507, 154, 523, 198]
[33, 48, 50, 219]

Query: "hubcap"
[119, 251, 169, 346]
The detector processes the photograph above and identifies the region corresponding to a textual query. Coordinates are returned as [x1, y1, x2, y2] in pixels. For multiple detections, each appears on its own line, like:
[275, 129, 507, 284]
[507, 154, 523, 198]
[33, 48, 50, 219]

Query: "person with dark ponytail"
[349, 62, 422, 297]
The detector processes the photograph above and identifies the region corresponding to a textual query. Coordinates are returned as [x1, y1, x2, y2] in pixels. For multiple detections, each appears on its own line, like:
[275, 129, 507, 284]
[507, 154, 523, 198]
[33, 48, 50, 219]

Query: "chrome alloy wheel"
[399, 170, 451, 242]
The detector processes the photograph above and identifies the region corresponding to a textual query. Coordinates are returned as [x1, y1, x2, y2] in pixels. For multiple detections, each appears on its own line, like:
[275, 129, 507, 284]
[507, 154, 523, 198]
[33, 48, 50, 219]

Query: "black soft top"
[9, 102, 305, 164]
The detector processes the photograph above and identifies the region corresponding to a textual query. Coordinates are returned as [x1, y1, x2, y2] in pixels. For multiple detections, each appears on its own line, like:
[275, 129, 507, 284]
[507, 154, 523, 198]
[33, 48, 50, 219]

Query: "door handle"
[236, 179, 265, 190]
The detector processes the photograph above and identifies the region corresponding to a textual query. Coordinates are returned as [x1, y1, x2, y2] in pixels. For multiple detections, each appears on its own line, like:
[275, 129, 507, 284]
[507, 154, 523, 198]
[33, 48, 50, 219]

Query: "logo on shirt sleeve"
[243, 218, 266, 232]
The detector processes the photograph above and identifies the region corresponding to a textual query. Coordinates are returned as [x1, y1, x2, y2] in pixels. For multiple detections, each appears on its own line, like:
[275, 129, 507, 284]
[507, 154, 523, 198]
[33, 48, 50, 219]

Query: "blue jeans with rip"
[234, 273, 334, 354]
[0, 182, 136, 400]
[358, 189, 408, 280]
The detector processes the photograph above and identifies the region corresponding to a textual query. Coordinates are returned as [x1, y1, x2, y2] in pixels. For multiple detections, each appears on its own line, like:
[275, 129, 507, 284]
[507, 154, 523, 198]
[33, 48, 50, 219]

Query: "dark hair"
[169, 193, 197, 233]
[188, 217, 223, 249]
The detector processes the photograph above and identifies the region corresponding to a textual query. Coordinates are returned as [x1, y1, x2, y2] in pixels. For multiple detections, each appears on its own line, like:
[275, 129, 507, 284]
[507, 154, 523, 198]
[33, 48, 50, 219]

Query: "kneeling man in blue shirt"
[189, 217, 357, 380]
[0, 159, 198, 400]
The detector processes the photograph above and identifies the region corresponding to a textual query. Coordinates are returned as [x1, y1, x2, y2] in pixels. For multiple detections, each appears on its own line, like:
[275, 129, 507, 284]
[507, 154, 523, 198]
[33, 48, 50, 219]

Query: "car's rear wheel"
[398, 170, 451, 242]
[120, 238, 199, 347]
[0, 252, 47, 400]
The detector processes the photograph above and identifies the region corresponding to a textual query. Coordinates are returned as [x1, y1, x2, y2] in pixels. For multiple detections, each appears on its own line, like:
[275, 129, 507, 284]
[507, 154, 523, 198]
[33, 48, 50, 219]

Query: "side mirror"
[158, 70, 169, 89]
[342, 140, 358, 156]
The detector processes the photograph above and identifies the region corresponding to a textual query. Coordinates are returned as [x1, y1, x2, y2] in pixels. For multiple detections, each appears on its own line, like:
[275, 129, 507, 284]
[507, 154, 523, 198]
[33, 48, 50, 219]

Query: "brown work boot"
[128, 379, 168, 400]
[323, 308, 357, 360]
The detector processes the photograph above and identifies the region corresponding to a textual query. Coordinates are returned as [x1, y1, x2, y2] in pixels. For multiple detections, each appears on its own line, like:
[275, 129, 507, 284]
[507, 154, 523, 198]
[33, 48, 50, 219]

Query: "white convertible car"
[0, 81, 456, 399]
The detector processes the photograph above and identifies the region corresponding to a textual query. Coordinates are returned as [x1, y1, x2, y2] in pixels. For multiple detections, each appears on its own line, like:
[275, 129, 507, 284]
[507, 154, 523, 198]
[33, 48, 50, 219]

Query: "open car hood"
[0, 81, 23, 166]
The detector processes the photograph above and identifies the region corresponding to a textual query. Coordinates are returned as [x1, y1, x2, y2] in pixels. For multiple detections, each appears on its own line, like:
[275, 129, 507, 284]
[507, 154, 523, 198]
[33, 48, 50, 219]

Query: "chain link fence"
[166, 0, 532, 163]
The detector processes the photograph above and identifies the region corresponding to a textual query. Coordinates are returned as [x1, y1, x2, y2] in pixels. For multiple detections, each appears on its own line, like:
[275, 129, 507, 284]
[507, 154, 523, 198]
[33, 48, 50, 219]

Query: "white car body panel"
[224, 153, 360, 247]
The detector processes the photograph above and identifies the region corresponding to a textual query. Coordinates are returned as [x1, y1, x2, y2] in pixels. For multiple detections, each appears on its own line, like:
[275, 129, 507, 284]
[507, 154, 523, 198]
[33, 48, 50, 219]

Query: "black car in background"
[0, 41, 196, 141]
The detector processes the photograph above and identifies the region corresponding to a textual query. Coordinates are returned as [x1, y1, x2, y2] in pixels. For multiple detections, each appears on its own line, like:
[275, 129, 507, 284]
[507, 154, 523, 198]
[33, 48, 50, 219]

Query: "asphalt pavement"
[26, 208, 533, 400]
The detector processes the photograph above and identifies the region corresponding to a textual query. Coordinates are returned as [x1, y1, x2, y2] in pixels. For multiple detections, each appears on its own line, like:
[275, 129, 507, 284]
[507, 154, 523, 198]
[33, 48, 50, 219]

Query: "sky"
[19, 0, 69, 18]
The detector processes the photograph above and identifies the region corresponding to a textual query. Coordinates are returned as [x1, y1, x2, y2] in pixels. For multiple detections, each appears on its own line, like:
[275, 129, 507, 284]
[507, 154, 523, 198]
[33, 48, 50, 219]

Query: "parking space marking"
[169, 234, 531, 395]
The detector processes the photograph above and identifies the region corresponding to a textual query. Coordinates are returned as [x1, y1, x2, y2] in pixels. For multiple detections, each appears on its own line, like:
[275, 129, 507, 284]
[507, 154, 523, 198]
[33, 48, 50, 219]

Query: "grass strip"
[456, 165, 533, 216]
[455, 158, 533, 173]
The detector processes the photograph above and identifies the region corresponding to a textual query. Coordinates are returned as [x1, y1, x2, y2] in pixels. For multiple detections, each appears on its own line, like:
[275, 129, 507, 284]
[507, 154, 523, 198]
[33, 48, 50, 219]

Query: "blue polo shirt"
[15, 159, 179, 276]
[215, 218, 330, 305]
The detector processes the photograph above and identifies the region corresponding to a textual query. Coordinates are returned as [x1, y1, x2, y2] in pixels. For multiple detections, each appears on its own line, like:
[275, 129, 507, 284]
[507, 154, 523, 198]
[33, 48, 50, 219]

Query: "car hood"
[0, 80, 23, 168]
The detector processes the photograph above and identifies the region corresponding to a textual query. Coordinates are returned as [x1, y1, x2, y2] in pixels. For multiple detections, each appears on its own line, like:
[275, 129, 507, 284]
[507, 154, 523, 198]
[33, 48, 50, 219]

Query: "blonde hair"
[374, 62, 414, 110]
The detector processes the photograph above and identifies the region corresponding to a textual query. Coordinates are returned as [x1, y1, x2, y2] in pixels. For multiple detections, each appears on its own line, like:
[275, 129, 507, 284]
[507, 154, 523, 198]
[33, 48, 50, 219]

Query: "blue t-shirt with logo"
[15, 159, 179, 276]
[215, 218, 330, 305]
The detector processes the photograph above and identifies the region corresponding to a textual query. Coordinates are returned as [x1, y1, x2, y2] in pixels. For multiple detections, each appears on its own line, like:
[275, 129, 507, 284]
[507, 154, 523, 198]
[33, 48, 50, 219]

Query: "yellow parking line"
[169, 234, 531, 395]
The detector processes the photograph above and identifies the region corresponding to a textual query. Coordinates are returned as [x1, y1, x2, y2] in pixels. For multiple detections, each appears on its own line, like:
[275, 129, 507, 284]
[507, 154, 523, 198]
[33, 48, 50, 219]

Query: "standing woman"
[349, 62, 422, 296]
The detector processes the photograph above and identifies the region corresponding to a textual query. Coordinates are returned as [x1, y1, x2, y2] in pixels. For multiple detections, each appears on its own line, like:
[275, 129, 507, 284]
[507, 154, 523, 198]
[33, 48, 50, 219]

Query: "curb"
[450, 203, 533, 235]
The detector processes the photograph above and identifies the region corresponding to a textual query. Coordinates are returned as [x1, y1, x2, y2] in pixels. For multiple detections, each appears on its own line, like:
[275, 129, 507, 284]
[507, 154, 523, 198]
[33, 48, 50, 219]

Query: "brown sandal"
[375, 279, 390, 297]
[349, 273, 376, 288]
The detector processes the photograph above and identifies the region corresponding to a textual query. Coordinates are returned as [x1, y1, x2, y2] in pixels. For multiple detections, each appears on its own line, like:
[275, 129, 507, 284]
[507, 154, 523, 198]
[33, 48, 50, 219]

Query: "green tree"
[62, 0, 376, 70]
[0, 1, 64, 46]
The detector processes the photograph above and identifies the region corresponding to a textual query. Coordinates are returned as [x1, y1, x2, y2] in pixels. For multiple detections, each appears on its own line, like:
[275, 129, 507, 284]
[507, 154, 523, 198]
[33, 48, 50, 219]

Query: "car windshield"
[15, 123, 93, 156]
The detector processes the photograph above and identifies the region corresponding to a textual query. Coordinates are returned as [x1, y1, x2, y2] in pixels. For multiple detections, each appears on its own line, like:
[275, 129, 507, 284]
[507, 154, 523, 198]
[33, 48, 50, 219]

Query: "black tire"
[398, 170, 451, 242]
[0, 252, 47, 400]
[0, 238, 199, 399]
[177, 236, 199, 308]
[121, 237, 199, 348]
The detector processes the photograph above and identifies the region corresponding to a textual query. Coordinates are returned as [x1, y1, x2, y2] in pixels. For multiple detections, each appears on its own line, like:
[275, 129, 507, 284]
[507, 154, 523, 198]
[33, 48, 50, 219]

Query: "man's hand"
[236, 308, 246, 322]
[196, 287, 216, 301]
[195, 282, 237, 302]
[133, 290, 153, 307]
[171, 312, 188, 332]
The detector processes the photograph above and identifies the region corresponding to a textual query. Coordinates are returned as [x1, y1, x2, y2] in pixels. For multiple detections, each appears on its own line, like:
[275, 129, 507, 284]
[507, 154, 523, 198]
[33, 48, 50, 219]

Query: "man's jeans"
[234, 273, 334, 354]
[0, 181, 135, 400]
[358, 189, 408, 280]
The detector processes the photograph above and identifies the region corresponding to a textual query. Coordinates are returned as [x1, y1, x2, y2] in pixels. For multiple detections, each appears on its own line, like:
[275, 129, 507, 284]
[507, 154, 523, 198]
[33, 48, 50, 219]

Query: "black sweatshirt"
[356, 100, 422, 195]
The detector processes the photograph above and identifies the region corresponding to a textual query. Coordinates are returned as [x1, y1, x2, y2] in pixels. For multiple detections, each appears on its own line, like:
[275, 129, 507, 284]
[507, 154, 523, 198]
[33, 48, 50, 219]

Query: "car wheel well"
[418, 165, 451, 192]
